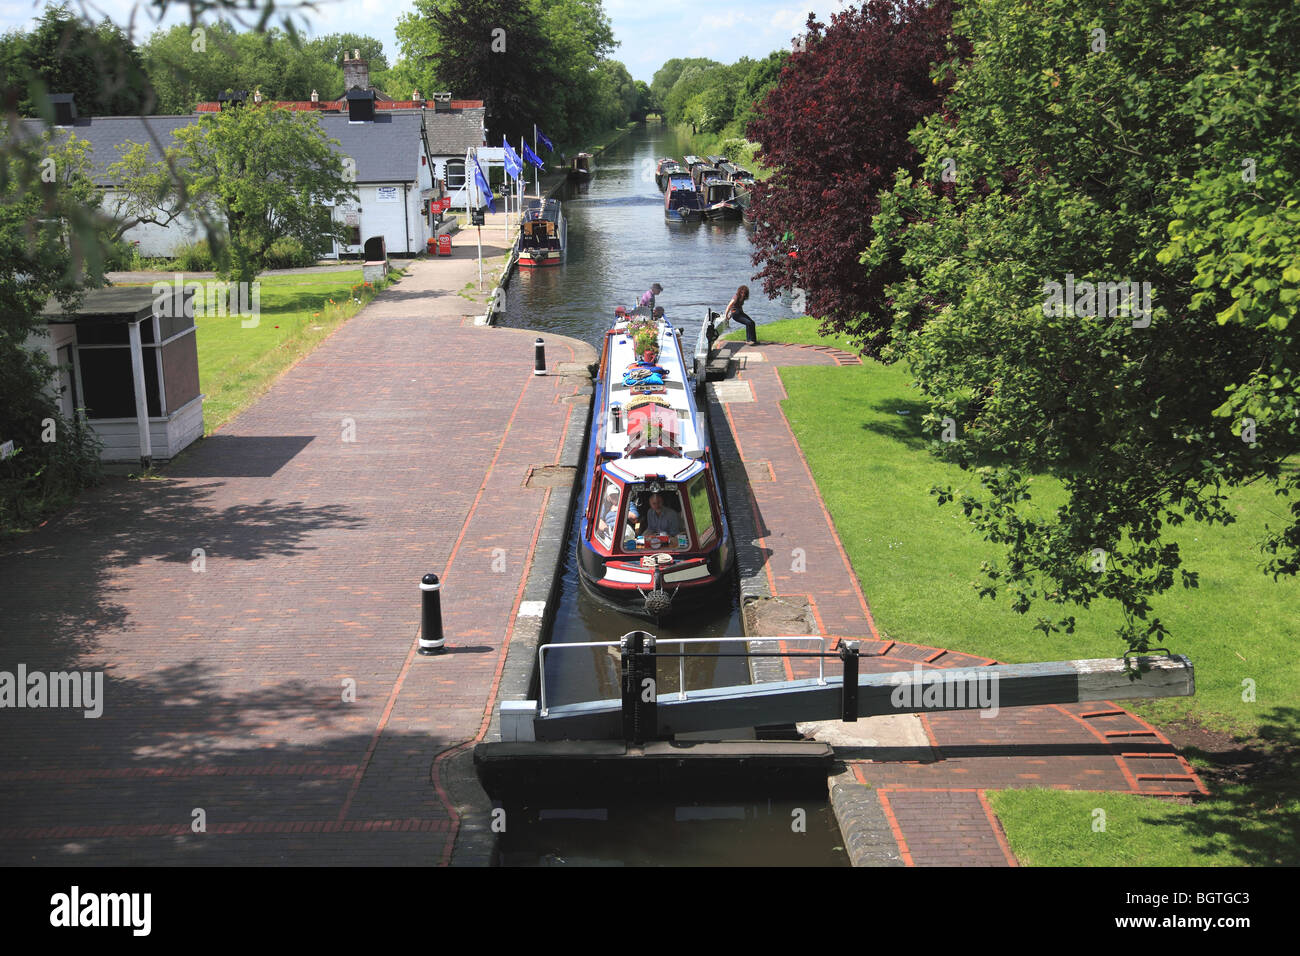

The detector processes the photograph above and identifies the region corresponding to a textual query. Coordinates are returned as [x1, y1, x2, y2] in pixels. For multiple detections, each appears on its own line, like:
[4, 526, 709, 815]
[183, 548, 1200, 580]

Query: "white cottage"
[21, 84, 487, 259]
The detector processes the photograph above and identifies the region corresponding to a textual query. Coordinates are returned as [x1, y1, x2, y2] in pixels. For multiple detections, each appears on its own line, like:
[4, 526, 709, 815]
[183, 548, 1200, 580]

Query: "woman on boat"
[725, 284, 758, 345]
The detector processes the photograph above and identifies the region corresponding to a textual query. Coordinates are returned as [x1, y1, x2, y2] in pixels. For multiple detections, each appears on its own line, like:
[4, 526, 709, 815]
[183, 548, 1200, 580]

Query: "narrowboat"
[664, 180, 705, 222]
[655, 158, 683, 190]
[701, 180, 742, 221]
[578, 307, 734, 617]
[517, 198, 566, 268]
[568, 152, 593, 179]
[691, 163, 723, 192]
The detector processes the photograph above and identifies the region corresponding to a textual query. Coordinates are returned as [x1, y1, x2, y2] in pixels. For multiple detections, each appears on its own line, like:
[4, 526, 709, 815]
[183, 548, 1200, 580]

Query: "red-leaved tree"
[747, 0, 957, 354]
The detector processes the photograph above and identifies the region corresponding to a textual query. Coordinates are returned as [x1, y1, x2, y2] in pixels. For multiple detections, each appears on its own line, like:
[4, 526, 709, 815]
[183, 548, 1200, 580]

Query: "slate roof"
[12, 108, 480, 185]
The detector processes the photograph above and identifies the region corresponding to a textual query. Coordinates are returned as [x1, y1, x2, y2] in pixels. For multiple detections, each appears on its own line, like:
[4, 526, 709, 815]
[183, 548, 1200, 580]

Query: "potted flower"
[633, 328, 659, 363]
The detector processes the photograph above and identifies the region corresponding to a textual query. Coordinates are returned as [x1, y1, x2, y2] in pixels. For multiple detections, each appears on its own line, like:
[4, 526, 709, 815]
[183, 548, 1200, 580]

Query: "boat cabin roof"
[522, 198, 562, 222]
[602, 316, 704, 463]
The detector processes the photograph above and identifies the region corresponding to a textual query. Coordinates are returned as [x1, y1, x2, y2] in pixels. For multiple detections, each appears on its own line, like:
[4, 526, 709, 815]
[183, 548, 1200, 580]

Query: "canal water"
[496, 122, 846, 866]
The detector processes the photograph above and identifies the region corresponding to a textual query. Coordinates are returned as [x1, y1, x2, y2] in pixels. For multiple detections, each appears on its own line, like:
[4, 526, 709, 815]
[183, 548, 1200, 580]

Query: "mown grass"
[756, 315, 1299, 864]
[761, 320, 1298, 736]
[986, 788, 1297, 866]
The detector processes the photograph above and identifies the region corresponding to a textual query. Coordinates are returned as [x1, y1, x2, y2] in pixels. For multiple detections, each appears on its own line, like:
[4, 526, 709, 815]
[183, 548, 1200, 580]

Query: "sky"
[0, 0, 848, 83]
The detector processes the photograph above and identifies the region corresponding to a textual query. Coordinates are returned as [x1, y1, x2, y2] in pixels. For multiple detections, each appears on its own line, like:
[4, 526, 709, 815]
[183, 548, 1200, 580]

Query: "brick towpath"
[714, 341, 1206, 866]
[0, 245, 594, 865]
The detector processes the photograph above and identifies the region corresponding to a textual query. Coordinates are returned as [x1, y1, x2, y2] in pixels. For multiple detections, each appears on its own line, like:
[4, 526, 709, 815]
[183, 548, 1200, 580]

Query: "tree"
[136, 105, 357, 283]
[650, 58, 720, 112]
[733, 51, 787, 132]
[0, 129, 105, 527]
[3, 3, 155, 116]
[142, 22, 361, 113]
[397, 0, 558, 142]
[745, 1, 955, 355]
[864, 0, 1300, 651]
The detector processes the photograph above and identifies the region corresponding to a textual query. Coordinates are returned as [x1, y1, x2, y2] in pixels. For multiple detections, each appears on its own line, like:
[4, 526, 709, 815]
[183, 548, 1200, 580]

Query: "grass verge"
[758, 315, 1299, 865]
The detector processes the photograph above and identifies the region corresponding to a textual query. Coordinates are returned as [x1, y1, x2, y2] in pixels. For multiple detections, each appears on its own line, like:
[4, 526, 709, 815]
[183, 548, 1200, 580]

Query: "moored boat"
[517, 198, 566, 267]
[579, 307, 734, 617]
[567, 152, 593, 179]
[701, 180, 742, 221]
[655, 158, 683, 190]
[664, 179, 705, 222]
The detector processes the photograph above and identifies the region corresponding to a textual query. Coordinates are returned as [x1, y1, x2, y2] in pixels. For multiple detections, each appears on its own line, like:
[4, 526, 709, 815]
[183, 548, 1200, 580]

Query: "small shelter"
[40, 286, 203, 467]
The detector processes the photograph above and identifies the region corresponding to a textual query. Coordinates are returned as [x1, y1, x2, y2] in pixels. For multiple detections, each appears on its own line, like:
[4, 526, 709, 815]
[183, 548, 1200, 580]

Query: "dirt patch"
[523, 465, 576, 489]
[743, 595, 817, 636]
[1160, 715, 1298, 793]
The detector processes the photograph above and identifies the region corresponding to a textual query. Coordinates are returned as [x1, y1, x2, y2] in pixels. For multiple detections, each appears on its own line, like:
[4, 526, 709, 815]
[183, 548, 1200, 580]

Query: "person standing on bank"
[725, 284, 758, 345]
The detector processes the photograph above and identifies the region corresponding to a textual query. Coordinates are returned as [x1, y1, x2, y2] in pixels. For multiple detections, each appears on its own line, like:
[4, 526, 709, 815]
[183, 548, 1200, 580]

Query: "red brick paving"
[723, 342, 1207, 866]
[0, 258, 594, 865]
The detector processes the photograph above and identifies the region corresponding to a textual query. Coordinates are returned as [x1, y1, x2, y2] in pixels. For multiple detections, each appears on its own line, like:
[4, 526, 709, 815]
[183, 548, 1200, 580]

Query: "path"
[0, 247, 594, 865]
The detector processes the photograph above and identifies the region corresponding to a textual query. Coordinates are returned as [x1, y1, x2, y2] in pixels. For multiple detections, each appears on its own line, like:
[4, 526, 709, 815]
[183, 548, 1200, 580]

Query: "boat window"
[618, 482, 689, 553]
[687, 475, 717, 547]
[594, 476, 619, 549]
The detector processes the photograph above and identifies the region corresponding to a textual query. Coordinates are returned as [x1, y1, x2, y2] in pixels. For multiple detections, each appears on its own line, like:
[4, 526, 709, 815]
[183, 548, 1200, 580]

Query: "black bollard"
[620, 630, 657, 745]
[611, 402, 622, 433]
[534, 338, 546, 375]
[418, 572, 445, 655]
[839, 640, 859, 722]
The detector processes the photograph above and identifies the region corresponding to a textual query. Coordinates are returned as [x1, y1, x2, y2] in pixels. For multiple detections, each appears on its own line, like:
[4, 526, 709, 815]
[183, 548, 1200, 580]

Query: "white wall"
[103, 191, 212, 257]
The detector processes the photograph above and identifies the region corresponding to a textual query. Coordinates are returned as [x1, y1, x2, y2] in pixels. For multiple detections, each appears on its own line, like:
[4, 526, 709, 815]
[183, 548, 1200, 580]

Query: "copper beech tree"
[745, 0, 957, 356]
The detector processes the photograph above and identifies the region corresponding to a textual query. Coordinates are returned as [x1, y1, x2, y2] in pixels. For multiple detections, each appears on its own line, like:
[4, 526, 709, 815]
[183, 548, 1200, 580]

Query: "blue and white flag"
[502, 137, 524, 180]
[471, 155, 496, 212]
[522, 141, 545, 169]
[535, 126, 554, 152]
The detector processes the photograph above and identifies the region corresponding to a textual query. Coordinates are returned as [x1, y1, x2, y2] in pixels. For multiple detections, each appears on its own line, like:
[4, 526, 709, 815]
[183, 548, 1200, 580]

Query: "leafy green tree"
[734, 51, 787, 131]
[865, 0, 1300, 650]
[142, 22, 351, 113]
[2, 3, 155, 115]
[127, 105, 357, 283]
[397, 0, 562, 142]
[0, 130, 106, 527]
[650, 58, 720, 111]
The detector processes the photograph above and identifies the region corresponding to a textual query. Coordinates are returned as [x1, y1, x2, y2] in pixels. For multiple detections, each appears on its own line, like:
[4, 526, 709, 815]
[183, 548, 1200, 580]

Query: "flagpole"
[533, 125, 540, 197]
[469, 147, 482, 291]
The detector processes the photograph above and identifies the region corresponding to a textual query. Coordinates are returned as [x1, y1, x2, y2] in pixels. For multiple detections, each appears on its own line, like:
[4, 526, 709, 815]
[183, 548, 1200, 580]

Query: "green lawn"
[987, 788, 1296, 866]
[762, 319, 1297, 737]
[758, 315, 1299, 866]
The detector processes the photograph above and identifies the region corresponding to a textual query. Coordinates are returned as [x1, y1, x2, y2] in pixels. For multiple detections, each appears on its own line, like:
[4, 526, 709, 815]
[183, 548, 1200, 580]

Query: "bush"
[0, 410, 103, 533]
[263, 237, 315, 270]
[102, 236, 142, 271]
[172, 240, 214, 272]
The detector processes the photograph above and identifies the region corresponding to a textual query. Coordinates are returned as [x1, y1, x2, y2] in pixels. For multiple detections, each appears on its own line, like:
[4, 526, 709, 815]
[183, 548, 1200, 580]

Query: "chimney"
[343, 50, 370, 92]
[346, 88, 376, 123]
[311, 89, 319, 103]
[412, 89, 422, 104]
[50, 93, 76, 126]
[432, 91, 452, 113]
